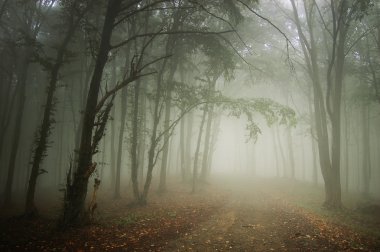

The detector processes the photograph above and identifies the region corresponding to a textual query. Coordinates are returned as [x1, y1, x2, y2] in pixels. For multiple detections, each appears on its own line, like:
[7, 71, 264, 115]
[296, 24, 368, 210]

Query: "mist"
[0, 0, 379, 251]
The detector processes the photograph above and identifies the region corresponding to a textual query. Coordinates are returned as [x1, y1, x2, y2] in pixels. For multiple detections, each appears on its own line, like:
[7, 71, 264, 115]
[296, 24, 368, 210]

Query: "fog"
[0, 0, 380, 250]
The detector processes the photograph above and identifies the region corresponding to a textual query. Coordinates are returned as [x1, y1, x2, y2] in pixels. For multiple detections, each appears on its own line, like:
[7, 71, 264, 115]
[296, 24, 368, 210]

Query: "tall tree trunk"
[0, 63, 15, 160]
[361, 103, 371, 197]
[25, 12, 82, 216]
[286, 126, 295, 179]
[62, 0, 122, 226]
[57, 96, 66, 185]
[110, 59, 117, 193]
[137, 82, 146, 185]
[184, 111, 194, 178]
[308, 95, 318, 185]
[179, 112, 186, 181]
[110, 103, 117, 192]
[327, 20, 348, 208]
[131, 80, 141, 201]
[206, 114, 221, 177]
[343, 86, 350, 192]
[158, 60, 178, 193]
[200, 101, 215, 182]
[271, 127, 280, 177]
[290, 0, 346, 208]
[114, 87, 127, 199]
[157, 7, 182, 193]
[275, 125, 286, 177]
[100, 137, 106, 180]
[141, 55, 170, 204]
[3, 49, 31, 206]
[192, 108, 207, 193]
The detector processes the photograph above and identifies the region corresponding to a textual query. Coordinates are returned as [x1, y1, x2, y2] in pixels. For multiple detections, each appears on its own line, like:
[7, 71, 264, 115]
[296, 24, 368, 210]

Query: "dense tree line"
[0, 0, 379, 228]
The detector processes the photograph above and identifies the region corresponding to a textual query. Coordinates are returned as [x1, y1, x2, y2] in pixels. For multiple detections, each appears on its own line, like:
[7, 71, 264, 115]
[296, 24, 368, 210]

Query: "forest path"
[163, 176, 371, 251]
[1, 176, 379, 251]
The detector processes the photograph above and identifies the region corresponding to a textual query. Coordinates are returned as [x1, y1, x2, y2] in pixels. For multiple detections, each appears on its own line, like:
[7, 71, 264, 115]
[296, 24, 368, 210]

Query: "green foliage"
[196, 35, 236, 80]
[352, 0, 375, 21]
[215, 97, 296, 141]
[221, 0, 244, 25]
[172, 81, 296, 142]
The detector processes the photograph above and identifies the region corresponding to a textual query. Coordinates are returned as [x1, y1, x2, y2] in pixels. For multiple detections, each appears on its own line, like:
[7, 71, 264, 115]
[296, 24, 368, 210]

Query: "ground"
[1, 175, 380, 251]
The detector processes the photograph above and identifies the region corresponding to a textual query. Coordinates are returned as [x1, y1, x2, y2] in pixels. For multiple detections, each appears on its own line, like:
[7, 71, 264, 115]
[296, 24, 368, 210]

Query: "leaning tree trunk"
[25, 19, 79, 216]
[157, 60, 178, 193]
[206, 113, 221, 177]
[62, 0, 122, 226]
[200, 103, 214, 181]
[141, 19, 180, 201]
[141, 60, 168, 204]
[200, 79, 217, 182]
[157, 7, 182, 193]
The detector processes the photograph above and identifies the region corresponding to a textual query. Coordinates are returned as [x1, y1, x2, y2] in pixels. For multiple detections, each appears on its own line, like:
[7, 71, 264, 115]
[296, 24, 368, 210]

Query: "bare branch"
[236, 0, 295, 51]
[111, 29, 234, 49]
[312, 0, 333, 38]
[345, 27, 374, 56]
[189, 0, 251, 54]
[95, 54, 172, 113]
[114, 0, 168, 27]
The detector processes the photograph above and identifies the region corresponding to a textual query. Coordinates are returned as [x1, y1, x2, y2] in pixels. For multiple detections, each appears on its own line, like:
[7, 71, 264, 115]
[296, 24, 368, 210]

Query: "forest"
[0, 0, 380, 251]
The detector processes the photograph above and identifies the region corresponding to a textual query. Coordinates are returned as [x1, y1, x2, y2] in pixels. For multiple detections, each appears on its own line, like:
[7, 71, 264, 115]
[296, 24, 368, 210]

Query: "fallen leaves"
[1, 178, 379, 251]
[0, 187, 224, 252]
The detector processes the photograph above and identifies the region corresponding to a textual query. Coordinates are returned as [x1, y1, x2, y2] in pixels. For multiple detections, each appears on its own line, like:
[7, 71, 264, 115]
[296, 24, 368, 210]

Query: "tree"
[25, 0, 93, 217]
[288, 0, 372, 208]
[2, 0, 51, 206]
[62, 0, 127, 226]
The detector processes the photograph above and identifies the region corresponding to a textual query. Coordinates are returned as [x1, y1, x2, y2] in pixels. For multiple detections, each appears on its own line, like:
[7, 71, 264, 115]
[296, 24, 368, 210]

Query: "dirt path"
[163, 177, 375, 251]
[1, 176, 379, 251]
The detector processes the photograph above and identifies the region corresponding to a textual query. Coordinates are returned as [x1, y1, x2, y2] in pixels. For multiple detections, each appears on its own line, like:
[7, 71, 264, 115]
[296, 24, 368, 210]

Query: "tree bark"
[25, 15, 79, 215]
[286, 126, 295, 179]
[179, 111, 186, 181]
[361, 103, 371, 197]
[275, 125, 286, 176]
[131, 80, 141, 201]
[3, 49, 31, 206]
[192, 108, 207, 193]
[200, 79, 216, 182]
[158, 60, 178, 193]
[184, 111, 194, 178]
[137, 82, 146, 185]
[140, 55, 170, 204]
[271, 127, 280, 177]
[114, 87, 127, 199]
[62, 0, 122, 226]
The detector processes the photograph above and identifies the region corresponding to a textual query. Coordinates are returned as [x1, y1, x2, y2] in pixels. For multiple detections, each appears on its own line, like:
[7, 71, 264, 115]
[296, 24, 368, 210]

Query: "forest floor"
[1, 175, 380, 251]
